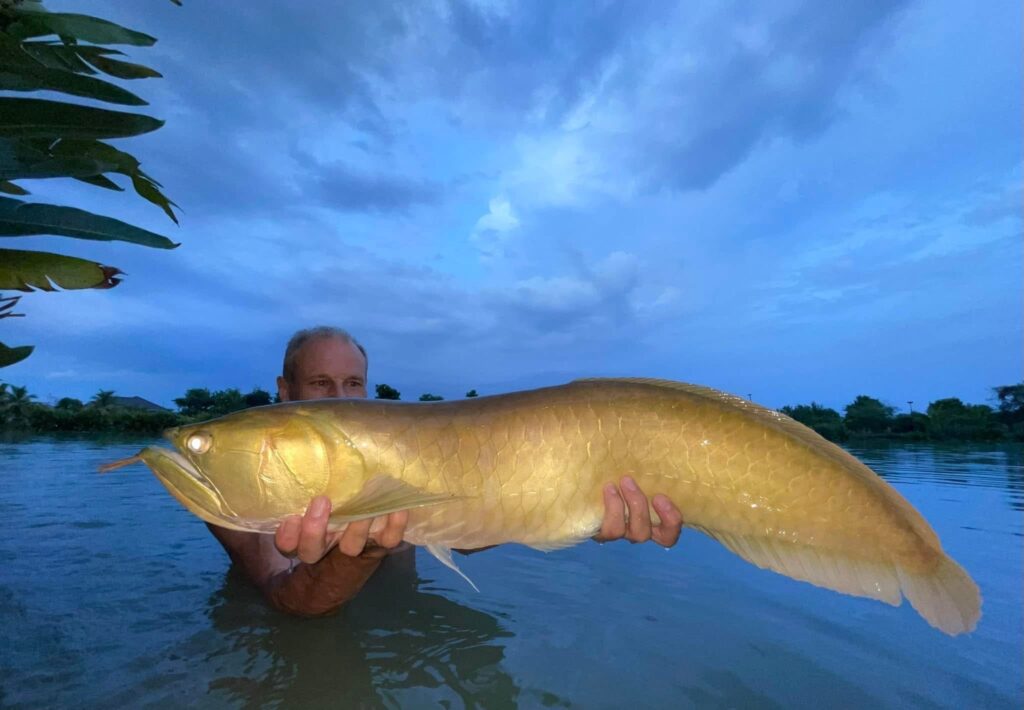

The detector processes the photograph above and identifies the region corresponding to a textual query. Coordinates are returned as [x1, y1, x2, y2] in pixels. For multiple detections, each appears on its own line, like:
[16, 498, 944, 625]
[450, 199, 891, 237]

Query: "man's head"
[277, 326, 368, 402]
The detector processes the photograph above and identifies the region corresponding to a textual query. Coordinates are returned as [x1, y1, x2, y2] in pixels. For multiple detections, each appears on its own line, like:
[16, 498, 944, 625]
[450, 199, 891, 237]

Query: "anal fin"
[426, 543, 480, 592]
[693, 525, 981, 635]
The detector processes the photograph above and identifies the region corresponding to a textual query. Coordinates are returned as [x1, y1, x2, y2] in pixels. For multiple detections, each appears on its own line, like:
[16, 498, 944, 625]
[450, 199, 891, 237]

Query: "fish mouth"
[104, 444, 245, 531]
[159, 446, 219, 498]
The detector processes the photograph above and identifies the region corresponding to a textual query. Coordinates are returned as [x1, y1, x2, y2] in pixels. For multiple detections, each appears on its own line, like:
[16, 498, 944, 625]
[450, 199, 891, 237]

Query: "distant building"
[111, 396, 170, 412]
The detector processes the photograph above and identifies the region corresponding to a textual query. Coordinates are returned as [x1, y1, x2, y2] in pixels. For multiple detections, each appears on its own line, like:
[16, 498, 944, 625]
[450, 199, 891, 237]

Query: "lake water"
[0, 438, 1020, 709]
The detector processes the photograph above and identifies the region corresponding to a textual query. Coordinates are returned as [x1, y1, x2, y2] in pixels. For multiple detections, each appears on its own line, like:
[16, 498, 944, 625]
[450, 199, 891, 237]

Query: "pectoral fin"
[426, 543, 480, 592]
[328, 475, 459, 524]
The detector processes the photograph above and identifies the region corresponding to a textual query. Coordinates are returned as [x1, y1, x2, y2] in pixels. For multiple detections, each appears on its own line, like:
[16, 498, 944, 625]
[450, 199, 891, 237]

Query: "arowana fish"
[103, 378, 981, 634]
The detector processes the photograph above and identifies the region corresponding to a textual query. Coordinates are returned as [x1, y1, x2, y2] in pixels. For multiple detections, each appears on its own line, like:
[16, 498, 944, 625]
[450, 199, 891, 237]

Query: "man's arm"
[207, 497, 408, 617]
[209, 478, 683, 617]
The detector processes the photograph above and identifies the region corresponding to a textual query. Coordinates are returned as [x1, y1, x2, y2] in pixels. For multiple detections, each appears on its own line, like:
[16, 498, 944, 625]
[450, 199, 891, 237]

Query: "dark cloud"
[441, 0, 654, 125]
[638, 1, 911, 191]
[297, 156, 443, 213]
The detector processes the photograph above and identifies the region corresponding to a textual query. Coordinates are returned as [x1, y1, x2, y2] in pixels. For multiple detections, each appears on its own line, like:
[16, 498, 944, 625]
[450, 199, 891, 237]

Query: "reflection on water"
[1, 438, 1021, 708]
[853, 443, 1024, 513]
[196, 561, 531, 709]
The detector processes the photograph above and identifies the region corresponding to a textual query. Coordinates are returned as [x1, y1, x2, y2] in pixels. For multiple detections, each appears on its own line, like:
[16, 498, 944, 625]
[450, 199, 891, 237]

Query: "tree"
[419, 393, 444, 402]
[55, 396, 83, 411]
[994, 382, 1024, 440]
[993, 383, 1024, 424]
[375, 383, 400, 400]
[891, 412, 930, 437]
[243, 387, 272, 408]
[89, 389, 116, 409]
[0, 1, 181, 367]
[780, 402, 846, 442]
[927, 398, 1001, 440]
[0, 382, 36, 425]
[843, 395, 895, 434]
[465, 389, 479, 398]
[174, 387, 214, 417]
[210, 388, 245, 417]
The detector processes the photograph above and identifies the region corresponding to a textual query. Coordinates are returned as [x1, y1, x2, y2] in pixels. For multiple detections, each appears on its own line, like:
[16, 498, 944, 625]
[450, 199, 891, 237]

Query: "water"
[1, 438, 1020, 709]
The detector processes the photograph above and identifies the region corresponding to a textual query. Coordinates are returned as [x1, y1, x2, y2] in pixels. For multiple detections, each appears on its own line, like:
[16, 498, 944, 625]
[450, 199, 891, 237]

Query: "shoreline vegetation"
[1, 381, 1021, 444]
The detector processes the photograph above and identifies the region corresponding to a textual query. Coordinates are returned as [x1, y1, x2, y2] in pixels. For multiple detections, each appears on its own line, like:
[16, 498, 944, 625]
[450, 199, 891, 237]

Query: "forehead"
[291, 337, 366, 377]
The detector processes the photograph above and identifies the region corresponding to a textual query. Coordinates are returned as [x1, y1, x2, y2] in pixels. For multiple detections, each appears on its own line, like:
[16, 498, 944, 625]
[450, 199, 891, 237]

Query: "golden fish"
[103, 378, 981, 634]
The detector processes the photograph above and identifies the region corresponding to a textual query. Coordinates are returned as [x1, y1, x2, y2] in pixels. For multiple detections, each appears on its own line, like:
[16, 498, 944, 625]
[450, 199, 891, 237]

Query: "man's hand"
[274, 495, 409, 563]
[593, 476, 683, 547]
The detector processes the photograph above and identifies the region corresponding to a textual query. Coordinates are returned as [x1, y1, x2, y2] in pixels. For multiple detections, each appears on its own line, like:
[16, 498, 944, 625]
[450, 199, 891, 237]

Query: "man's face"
[277, 337, 368, 402]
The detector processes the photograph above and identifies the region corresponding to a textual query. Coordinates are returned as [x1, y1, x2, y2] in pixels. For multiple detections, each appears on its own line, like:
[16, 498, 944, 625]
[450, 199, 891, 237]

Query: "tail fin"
[897, 556, 981, 635]
[696, 527, 981, 635]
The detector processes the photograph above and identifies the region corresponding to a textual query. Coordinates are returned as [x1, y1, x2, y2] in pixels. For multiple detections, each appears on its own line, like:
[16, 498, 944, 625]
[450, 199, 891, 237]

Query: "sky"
[3, 0, 1021, 412]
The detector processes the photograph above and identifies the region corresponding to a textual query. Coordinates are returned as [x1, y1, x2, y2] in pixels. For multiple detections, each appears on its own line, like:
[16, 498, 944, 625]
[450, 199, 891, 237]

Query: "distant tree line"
[2, 379, 1021, 442]
[781, 385, 1024, 443]
[0, 384, 275, 434]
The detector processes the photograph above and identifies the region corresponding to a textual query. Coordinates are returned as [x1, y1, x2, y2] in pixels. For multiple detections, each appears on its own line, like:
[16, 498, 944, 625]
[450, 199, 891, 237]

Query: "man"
[209, 326, 685, 616]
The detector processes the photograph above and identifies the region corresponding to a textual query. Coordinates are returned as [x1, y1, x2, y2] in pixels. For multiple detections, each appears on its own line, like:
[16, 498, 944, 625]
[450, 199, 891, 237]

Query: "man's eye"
[312, 379, 329, 387]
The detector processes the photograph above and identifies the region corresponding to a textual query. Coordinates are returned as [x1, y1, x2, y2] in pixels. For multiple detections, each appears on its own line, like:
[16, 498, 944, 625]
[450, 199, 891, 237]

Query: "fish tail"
[896, 555, 981, 635]
[695, 526, 981, 635]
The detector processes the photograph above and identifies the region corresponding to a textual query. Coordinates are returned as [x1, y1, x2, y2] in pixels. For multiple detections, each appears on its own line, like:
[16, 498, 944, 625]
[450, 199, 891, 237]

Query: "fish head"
[155, 404, 369, 529]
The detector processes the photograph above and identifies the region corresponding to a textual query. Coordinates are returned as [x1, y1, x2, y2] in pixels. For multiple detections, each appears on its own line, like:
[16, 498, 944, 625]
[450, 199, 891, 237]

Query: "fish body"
[107, 378, 981, 634]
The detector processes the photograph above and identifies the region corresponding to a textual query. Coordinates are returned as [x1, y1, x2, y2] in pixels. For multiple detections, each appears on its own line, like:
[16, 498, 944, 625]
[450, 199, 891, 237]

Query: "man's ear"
[276, 375, 291, 402]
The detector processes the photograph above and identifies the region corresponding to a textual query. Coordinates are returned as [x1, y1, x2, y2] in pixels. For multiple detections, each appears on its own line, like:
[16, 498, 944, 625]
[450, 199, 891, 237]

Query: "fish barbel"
[103, 378, 981, 634]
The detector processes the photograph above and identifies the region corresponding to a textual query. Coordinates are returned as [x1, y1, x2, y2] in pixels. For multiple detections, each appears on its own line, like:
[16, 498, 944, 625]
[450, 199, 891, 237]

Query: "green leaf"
[129, 173, 178, 223]
[0, 248, 124, 291]
[82, 52, 161, 80]
[0, 98, 163, 140]
[0, 34, 147, 105]
[0, 138, 116, 181]
[0, 180, 29, 195]
[8, 11, 157, 46]
[20, 41, 98, 74]
[75, 174, 123, 191]
[0, 196, 178, 248]
[0, 138, 178, 223]
[51, 140, 178, 221]
[0, 342, 34, 368]
[0, 294, 22, 318]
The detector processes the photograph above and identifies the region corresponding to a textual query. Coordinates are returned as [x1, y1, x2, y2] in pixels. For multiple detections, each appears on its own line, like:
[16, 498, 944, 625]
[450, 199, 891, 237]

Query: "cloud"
[305, 162, 443, 213]
[491, 251, 650, 337]
[470, 196, 520, 258]
[486, 0, 911, 206]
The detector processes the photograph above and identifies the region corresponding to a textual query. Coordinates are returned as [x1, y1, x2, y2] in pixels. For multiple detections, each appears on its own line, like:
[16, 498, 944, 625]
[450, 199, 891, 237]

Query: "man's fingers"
[651, 494, 684, 548]
[275, 514, 302, 556]
[594, 483, 626, 542]
[621, 476, 652, 543]
[375, 510, 409, 549]
[296, 496, 331, 563]
[337, 518, 373, 557]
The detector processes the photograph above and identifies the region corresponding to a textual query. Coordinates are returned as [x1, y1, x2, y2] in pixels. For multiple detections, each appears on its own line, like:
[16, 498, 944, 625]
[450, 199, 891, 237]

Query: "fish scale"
[105, 377, 982, 635]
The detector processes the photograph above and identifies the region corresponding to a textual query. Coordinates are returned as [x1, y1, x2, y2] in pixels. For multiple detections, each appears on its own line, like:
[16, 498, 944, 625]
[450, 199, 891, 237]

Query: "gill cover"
[135, 446, 247, 530]
[166, 408, 373, 520]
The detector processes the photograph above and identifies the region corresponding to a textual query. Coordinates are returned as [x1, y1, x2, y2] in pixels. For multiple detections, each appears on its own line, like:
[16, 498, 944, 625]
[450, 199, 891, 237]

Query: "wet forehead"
[292, 337, 366, 379]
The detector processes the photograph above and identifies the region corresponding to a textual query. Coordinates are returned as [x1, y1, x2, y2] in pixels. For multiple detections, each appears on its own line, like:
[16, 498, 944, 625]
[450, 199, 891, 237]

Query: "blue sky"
[3, 0, 1020, 412]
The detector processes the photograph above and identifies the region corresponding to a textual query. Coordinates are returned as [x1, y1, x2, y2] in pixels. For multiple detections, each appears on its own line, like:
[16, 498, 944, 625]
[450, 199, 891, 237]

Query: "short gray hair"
[281, 326, 368, 383]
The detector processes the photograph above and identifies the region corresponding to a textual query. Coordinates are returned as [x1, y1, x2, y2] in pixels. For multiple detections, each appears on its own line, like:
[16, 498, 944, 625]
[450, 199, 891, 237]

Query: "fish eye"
[186, 432, 212, 454]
